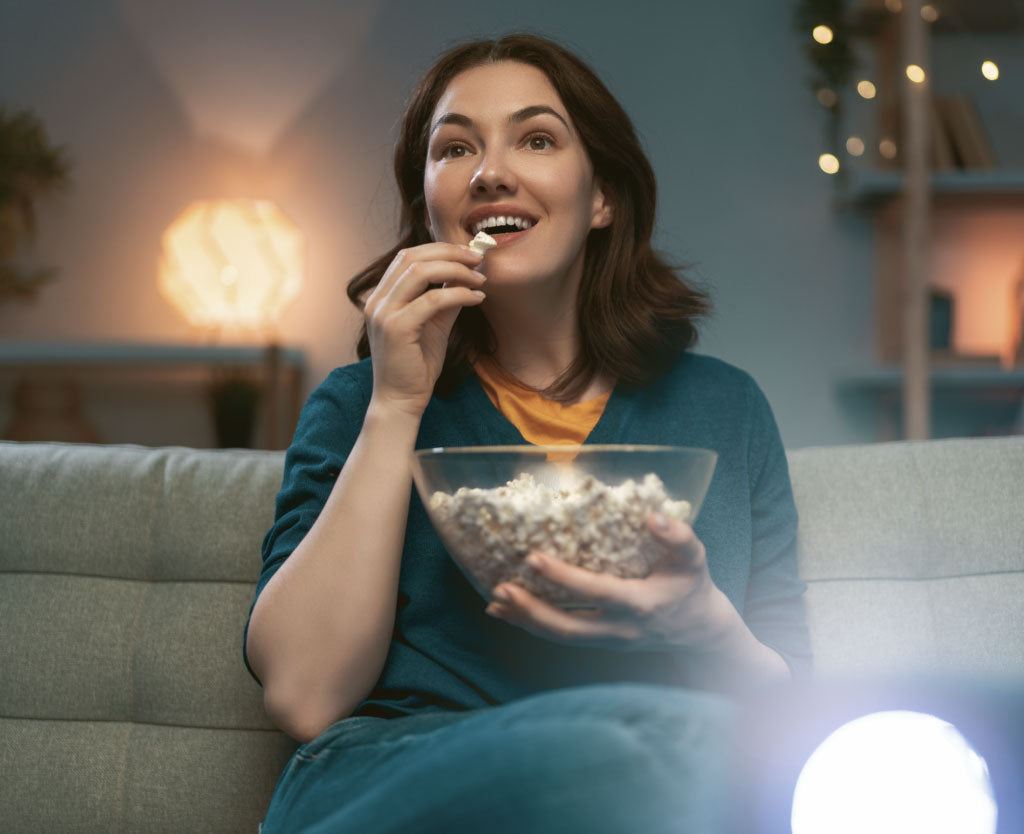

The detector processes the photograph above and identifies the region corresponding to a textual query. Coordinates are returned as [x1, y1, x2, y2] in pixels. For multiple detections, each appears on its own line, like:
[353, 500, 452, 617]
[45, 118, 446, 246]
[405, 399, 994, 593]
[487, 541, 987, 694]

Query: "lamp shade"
[159, 198, 303, 331]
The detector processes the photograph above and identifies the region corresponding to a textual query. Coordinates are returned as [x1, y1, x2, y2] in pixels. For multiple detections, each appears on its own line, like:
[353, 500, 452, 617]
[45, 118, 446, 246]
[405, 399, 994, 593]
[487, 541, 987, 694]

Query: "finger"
[385, 284, 486, 334]
[522, 552, 640, 611]
[374, 260, 486, 313]
[372, 244, 484, 302]
[647, 514, 706, 571]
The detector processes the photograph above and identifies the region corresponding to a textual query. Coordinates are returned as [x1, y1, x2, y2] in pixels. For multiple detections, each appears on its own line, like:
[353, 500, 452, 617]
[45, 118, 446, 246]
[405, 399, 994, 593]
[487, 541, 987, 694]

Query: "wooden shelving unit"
[847, 0, 1024, 439]
[0, 342, 306, 449]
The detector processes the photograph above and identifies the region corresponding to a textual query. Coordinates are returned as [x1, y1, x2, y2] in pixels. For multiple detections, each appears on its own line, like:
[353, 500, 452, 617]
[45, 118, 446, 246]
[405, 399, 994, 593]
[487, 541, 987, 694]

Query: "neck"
[477, 251, 613, 403]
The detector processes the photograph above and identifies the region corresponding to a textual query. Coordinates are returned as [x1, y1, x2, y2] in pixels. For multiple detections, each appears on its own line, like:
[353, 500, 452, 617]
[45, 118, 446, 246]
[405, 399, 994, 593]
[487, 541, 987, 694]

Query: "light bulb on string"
[981, 61, 999, 81]
[819, 154, 840, 175]
[906, 64, 927, 84]
[879, 139, 898, 160]
[846, 137, 865, 157]
[813, 25, 834, 45]
[857, 80, 877, 99]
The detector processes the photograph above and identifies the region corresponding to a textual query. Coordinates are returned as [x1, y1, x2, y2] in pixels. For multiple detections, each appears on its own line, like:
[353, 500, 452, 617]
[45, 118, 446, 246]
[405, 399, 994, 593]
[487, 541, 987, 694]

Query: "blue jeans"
[260, 682, 738, 834]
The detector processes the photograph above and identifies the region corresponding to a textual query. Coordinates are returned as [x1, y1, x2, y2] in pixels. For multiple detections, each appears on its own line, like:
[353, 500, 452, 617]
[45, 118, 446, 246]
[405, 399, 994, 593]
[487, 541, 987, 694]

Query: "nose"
[470, 148, 516, 194]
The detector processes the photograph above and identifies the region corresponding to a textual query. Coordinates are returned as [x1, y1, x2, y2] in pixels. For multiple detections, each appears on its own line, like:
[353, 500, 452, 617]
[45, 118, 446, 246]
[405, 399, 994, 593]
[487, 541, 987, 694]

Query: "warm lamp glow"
[981, 61, 999, 81]
[159, 198, 304, 331]
[857, 80, 877, 99]
[906, 64, 927, 84]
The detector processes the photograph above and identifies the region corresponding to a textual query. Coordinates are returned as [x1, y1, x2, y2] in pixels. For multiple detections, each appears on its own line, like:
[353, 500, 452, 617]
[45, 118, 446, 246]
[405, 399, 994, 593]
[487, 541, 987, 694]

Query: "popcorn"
[468, 231, 497, 255]
[428, 472, 692, 604]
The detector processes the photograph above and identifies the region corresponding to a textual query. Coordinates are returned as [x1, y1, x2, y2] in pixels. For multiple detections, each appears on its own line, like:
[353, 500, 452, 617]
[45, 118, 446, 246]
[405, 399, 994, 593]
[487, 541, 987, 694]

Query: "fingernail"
[492, 586, 511, 602]
[651, 512, 670, 531]
[525, 554, 544, 570]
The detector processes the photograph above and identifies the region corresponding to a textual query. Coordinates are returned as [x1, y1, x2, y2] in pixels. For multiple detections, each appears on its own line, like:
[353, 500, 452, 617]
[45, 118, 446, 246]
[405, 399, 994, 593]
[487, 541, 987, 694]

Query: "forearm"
[687, 590, 792, 694]
[246, 401, 421, 740]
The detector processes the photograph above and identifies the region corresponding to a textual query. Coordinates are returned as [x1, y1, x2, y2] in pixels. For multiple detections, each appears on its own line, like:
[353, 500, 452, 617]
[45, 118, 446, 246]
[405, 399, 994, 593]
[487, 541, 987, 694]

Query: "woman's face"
[423, 61, 612, 291]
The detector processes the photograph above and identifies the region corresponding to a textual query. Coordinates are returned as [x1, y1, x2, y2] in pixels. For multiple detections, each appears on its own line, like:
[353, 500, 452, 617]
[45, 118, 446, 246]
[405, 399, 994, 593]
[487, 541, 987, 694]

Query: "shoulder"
[651, 351, 764, 407]
[290, 358, 373, 450]
[305, 356, 374, 411]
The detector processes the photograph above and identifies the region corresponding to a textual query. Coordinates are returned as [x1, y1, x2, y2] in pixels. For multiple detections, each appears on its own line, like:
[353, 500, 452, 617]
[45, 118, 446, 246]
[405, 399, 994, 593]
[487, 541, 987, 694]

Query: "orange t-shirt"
[473, 358, 611, 446]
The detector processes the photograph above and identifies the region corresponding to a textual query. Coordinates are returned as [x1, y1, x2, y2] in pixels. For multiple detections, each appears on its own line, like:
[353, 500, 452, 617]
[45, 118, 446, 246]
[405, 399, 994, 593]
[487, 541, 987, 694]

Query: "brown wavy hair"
[347, 33, 710, 402]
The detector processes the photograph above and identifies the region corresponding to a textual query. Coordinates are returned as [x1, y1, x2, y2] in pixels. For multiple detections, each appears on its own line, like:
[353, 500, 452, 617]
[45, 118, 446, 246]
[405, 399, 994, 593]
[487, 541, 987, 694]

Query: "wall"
[4, 0, 1011, 450]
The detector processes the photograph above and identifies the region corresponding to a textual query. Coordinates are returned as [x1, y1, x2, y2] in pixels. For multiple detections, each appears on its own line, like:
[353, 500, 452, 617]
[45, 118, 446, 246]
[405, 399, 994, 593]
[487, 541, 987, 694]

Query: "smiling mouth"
[468, 215, 536, 236]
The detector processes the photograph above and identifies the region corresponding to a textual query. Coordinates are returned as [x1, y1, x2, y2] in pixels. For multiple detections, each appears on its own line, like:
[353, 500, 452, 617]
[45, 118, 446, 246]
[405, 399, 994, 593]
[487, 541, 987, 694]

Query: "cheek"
[423, 170, 463, 237]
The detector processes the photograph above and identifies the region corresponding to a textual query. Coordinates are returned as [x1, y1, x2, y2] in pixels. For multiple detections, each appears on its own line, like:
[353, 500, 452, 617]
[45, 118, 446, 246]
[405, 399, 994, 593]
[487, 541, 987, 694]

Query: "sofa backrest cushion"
[788, 436, 1024, 680]
[0, 441, 296, 832]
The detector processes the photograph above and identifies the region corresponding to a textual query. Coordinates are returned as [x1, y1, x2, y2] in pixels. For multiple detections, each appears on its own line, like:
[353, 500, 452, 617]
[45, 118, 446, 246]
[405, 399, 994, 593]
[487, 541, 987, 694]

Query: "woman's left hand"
[486, 513, 737, 653]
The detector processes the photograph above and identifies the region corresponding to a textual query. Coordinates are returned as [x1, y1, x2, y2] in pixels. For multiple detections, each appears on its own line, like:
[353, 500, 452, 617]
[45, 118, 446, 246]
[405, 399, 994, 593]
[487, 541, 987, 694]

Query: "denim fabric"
[260, 683, 737, 834]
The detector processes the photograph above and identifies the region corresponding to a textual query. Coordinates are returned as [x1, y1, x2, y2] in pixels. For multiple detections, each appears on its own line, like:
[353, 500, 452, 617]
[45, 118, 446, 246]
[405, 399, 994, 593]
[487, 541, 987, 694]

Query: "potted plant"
[0, 106, 71, 304]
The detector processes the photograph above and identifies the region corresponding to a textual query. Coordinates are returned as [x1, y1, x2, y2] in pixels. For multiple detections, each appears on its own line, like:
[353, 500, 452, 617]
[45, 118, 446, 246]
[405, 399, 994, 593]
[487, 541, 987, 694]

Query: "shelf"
[852, 0, 1024, 34]
[839, 363, 1024, 439]
[0, 341, 305, 367]
[848, 169, 1024, 206]
[0, 341, 307, 449]
[841, 363, 1024, 392]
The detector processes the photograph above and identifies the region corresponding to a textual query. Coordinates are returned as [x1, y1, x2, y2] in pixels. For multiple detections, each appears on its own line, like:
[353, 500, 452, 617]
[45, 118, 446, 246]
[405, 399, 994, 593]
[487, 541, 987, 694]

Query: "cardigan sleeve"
[742, 382, 813, 679]
[242, 364, 370, 682]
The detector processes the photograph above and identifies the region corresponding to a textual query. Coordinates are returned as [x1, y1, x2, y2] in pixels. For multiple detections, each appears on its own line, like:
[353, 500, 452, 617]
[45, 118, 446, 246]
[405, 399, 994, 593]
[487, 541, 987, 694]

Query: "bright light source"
[812, 25, 834, 45]
[159, 199, 304, 331]
[818, 154, 840, 175]
[921, 4, 939, 22]
[846, 136, 865, 156]
[906, 64, 927, 84]
[981, 61, 999, 81]
[791, 711, 998, 834]
[857, 80, 877, 99]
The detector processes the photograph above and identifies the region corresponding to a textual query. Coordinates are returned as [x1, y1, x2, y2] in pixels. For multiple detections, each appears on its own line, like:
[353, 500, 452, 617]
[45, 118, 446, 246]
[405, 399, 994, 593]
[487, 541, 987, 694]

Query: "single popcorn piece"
[428, 471, 693, 605]
[468, 231, 497, 255]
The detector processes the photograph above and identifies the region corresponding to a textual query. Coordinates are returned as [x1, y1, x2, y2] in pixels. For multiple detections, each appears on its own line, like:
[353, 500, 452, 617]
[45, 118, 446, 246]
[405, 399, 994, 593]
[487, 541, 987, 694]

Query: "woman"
[245, 33, 810, 833]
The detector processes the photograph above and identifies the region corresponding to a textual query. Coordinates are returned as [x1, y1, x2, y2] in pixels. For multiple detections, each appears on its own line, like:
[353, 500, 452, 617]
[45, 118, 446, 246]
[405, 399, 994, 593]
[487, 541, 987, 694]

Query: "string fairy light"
[857, 80, 877, 99]
[796, 0, 1009, 185]
[981, 60, 999, 81]
[905, 64, 927, 84]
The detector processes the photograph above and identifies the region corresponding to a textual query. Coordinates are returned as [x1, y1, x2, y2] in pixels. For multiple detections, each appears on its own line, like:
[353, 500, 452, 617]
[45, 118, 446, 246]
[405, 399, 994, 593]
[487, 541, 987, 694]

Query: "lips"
[463, 205, 539, 237]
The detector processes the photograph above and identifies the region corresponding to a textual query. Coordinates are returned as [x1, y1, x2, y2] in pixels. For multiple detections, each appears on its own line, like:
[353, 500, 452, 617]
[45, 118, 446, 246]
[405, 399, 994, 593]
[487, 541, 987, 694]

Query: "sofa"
[2, 436, 1022, 832]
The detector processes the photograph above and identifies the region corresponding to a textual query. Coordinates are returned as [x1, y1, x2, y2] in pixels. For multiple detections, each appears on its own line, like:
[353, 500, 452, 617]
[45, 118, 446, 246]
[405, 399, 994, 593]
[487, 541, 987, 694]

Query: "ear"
[590, 181, 613, 230]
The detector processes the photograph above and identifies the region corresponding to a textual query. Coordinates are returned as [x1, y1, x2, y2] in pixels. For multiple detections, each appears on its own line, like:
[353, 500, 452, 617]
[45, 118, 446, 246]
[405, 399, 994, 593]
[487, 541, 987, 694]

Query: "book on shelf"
[934, 94, 997, 170]
[929, 97, 956, 171]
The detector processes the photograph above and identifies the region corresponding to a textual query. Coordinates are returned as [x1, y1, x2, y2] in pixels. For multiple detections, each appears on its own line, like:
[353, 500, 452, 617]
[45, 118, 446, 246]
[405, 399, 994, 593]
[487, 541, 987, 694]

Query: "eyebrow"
[430, 105, 570, 135]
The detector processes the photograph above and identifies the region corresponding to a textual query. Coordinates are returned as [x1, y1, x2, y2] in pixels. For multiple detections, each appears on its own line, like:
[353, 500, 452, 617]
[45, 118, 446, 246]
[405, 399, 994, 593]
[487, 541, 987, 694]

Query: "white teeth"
[471, 215, 534, 234]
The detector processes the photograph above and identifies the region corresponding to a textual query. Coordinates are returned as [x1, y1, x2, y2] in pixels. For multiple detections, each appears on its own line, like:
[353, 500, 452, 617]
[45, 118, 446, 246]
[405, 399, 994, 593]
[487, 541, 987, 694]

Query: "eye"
[524, 133, 555, 151]
[441, 142, 472, 159]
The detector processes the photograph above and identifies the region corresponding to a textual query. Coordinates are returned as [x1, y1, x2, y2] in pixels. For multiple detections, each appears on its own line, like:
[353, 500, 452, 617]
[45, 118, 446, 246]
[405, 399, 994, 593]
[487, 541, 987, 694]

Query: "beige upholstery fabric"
[0, 442, 296, 833]
[788, 436, 1024, 679]
[2, 436, 1022, 831]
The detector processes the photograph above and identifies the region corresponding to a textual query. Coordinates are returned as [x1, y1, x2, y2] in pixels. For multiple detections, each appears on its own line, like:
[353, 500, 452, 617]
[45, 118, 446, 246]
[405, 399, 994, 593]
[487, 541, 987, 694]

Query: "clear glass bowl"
[411, 444, 717, 605]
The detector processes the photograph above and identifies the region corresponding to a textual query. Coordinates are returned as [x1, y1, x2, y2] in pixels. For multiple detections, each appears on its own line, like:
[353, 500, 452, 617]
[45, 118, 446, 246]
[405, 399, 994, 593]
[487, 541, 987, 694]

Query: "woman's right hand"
[363, 243, 486, 417]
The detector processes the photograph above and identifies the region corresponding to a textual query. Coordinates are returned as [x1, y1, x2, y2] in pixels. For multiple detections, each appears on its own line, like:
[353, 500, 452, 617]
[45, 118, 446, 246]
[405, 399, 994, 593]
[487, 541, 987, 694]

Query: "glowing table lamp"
[158, 198, 304, 448]
[158, 198, 303, 334]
